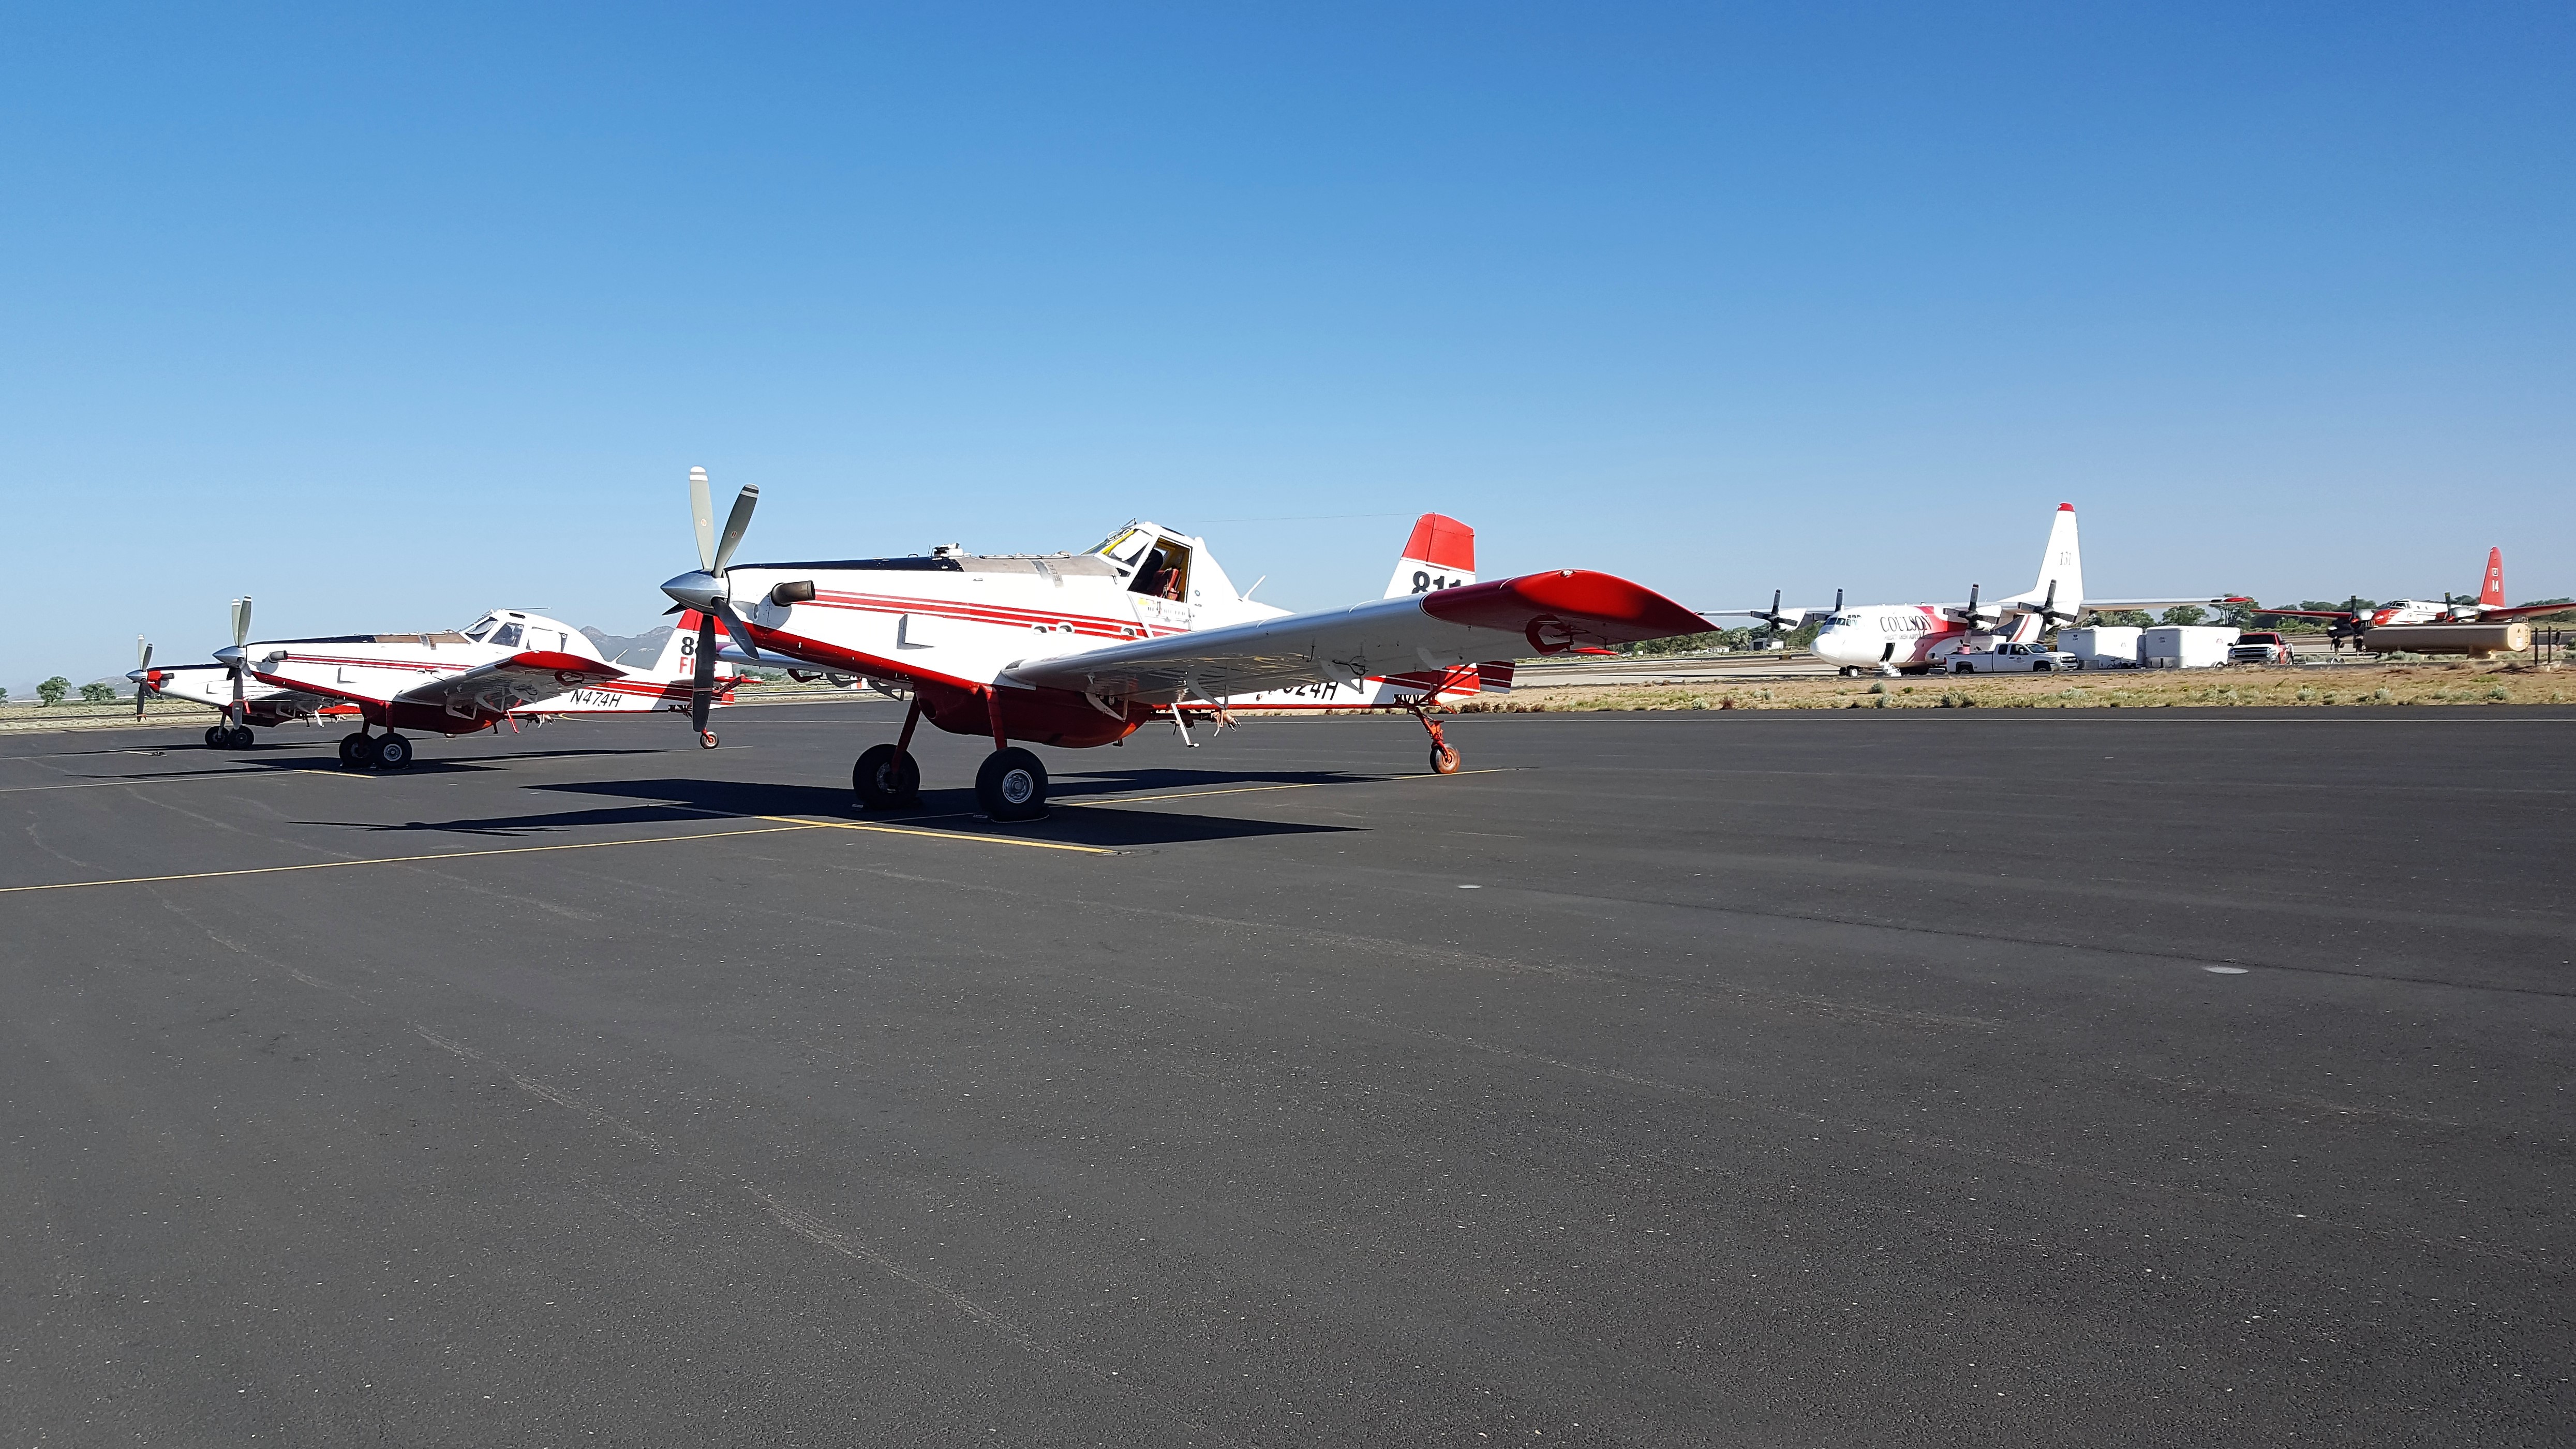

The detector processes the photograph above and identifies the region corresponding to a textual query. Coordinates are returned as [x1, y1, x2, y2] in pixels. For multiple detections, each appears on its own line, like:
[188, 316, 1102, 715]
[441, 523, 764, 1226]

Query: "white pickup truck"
[1945, 641, 2080, 674]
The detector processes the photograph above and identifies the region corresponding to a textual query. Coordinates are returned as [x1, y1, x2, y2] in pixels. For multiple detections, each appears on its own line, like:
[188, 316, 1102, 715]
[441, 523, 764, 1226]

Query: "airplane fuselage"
[1811, 605, 2042, 672]
[240, 611, 721, 736]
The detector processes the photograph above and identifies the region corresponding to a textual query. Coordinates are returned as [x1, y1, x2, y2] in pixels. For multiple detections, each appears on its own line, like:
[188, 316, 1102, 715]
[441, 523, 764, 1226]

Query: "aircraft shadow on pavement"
[294, 802, 767, 839]
[1043, 767, 1397, 800]
[528, 776, 1359, 847]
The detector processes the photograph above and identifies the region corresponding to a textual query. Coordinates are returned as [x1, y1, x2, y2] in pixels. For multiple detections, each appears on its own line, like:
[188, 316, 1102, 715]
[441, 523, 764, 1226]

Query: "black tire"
[2035, 661, 2053, 673]
[1955, 663, 1974, 674]
[974, 747, 1048, 821]
[698, 730, 720, 750]
[229, 725, 256, 748]
[338, 731, 371, 767]
[853, 744, 922, 811]
[204, 725, 226, 748]
[371, 733, 414, 771]
[1430, 744, 1463, 775]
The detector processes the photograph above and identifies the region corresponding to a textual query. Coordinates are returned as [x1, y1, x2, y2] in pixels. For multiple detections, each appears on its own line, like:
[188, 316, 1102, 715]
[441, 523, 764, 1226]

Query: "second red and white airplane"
[2262, 548, 2567, 641]
[660, 467, 1707, 819]
[221, 606, 743, 769]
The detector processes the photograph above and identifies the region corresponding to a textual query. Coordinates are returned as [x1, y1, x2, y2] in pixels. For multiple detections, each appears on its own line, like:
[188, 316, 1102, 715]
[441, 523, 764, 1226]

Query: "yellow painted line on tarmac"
[0, 765, 362, 794]
[0, 823, 829, 896]
[756, 815, 1118, 855]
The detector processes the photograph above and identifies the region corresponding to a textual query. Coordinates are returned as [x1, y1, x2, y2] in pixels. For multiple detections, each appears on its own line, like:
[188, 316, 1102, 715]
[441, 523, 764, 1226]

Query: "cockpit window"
[1090, 528, 1152, 567]
[464, 617, 497, 641]
[489, 622, 524, 648]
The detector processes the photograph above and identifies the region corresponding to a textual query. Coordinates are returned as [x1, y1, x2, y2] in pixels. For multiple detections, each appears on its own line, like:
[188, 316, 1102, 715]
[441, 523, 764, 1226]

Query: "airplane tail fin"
[654, 617, 703, 678]
[2019, 502, 2083, 611]
[1383, 514, 1476, 598]
[2481, 547, 2505, 607]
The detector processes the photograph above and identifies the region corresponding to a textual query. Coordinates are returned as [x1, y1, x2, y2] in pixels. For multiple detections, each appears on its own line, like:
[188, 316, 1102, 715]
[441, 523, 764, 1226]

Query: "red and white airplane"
[659, 467, 1706, 819]
[2261, 548, 2568, 639]
[1722, 504, 2244, 675]
[219, 605, 743, 769]
[127, 600, 357, 747]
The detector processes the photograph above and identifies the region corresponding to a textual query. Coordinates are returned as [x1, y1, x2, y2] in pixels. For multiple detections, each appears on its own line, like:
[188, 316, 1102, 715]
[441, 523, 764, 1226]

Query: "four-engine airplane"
[659, 468, 1705, 818]
[2260, 548, 2569, 644]
[217, 606, 741, 769]
[1720, 504, 2245, 675]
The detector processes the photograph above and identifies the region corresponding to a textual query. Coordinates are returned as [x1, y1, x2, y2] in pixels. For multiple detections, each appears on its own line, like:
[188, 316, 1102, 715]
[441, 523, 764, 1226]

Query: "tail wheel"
[1430, 744, 1463, 775]
[371, 733, 414, 771]
[698, 730, 721, 750]
[975, 746, 1048, 821]
[854, 743, 922, 811]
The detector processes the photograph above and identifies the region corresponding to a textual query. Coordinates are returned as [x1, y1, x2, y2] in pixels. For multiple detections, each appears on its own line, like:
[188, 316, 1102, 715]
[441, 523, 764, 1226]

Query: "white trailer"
[2059, 626, 2140, 670]
[2139, 625, 2238, 669]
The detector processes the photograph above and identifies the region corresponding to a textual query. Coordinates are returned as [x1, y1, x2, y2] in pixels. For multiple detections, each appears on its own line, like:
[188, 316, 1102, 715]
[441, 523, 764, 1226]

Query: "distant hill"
[583, 624, 674, 665]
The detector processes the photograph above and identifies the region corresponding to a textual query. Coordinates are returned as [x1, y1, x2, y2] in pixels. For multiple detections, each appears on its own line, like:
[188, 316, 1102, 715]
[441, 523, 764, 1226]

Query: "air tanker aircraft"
[2264, 548, 2567, 638]
[1720, 504, 2242, 675]
[222, 606, 743, 769]
[127, 605, 352, 748]
[660, 467, 1706, 820]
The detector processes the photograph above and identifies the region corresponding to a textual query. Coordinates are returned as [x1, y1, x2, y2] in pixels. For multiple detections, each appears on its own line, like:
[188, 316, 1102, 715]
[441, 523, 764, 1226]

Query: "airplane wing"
[2253, 607, 2360, 621]
[391, 651, 628, 711]
[2081, 595, 2253, 613]
[2477, 601, 2576, 622]
[1002, 570, 1706, 705]
[1701, 607, 1830, 626]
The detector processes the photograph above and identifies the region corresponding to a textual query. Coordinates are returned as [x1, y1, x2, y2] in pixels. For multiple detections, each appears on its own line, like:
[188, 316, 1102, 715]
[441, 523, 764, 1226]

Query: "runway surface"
[4, 701, 2570, 1446]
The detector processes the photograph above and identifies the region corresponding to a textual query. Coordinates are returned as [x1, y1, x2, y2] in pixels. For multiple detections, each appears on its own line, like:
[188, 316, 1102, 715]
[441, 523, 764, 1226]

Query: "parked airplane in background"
[1719, 504, 2243, 675]
[222, 607, 742, 769]
[127, 600, 352, 747]
[660, 467, 1705, 819]
[2262, 548, 2568, 643]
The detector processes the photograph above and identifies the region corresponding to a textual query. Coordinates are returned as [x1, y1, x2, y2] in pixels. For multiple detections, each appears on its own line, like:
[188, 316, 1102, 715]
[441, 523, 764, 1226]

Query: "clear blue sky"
[4, 3, 2568, 688]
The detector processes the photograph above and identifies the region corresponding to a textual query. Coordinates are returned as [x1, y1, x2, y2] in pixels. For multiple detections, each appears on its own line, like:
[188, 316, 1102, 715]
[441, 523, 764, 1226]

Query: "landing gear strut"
[975, 688, 1049, 821]
[1401, 696, 1462, 775]
[853, 695, 925, 812]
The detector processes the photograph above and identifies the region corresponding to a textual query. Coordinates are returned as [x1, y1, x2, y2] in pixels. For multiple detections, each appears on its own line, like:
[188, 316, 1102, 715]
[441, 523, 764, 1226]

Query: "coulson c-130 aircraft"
[220, 605, 744, 769]
[660, 467, 1707, 820]
[1720, 504, 2245, 675]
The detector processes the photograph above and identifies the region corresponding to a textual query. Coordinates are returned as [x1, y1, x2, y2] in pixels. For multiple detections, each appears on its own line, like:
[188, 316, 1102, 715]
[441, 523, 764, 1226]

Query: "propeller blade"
[1964, 583, 1981, 624]
[135, 636, 151, 720]
[712, 483, 760, 575]
[688, 610, 721, 735]
[712, 596, 761, 661]
[232, 595, 252, 648]
[138, 634, 152, 670]
[2039, 579, 2060, 622]
[690, 467, 717, 574]
[1832, 588, 1844, 615]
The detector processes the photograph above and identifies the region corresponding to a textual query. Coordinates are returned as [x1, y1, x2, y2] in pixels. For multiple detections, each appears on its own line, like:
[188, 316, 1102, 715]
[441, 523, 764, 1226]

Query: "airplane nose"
[1812, 629, 1859, 664]
[662, 570, 723, 612]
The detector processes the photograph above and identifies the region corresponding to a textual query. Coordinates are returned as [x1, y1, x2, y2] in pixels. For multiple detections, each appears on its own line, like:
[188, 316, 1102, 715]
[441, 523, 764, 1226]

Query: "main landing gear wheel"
[204, 725, 226, 748]
[337, 731, 372, 769]
[698, 730, 720, 750]
[1430, 744, 1463, 775]
[854, 743, 922, 811]
[369, 733, 414, 771]
[228, 725, 257, 749]
[975, 747, 1048, 821]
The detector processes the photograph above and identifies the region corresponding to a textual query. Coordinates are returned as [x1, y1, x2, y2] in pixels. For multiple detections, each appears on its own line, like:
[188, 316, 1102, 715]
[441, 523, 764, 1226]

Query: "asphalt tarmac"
[4, 701, 2570, 1446]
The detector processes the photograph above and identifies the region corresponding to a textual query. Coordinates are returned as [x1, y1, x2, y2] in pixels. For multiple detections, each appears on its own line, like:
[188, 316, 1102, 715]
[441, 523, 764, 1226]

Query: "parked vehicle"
[2058, 625, 2140, 670]
[2139, 625, 2238, 669]
[2228, 631, 2298, 665]
[1945, 641, 2079, 673]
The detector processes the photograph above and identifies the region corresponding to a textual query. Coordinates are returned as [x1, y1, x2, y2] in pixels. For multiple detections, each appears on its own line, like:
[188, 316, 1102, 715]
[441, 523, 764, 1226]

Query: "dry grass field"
[1452, 660, 2570, 712]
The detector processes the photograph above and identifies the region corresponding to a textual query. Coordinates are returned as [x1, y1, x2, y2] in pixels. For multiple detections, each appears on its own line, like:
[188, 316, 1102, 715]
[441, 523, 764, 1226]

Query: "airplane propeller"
[226, 597, 252, 728]
[667, 466, 763, 743]
[2032, 580, 2076, 631]
[133, 635, 155, 721]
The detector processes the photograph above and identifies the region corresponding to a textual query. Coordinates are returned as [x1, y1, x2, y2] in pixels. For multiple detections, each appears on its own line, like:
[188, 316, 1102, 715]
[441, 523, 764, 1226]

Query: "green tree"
[2216, 596, 2261, 630]
[2092, 609, 2154, 628]
[78, 681, 115, 705]
[2158, 605, 2208, 627]
[36, 676, 70, 706]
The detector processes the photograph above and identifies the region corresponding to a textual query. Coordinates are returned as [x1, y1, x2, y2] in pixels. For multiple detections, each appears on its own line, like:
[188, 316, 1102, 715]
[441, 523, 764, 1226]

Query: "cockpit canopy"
[461, 611, 598, 659]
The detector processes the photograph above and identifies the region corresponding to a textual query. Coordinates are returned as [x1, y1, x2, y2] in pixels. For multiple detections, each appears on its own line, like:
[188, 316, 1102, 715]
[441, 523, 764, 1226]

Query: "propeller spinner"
[662, 466, 763, 745]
